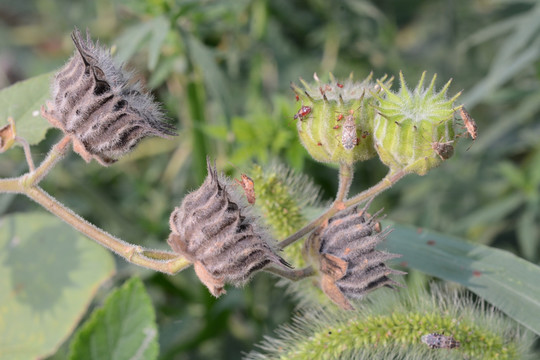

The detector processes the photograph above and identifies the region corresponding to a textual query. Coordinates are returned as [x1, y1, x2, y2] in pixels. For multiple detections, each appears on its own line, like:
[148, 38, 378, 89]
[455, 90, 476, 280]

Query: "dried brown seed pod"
[307, 203, 404, 310]
[168, 158, 291, 297]
[41, 28, 175, 166]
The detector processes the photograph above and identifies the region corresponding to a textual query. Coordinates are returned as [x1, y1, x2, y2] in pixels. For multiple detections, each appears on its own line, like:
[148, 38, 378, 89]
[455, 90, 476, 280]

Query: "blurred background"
[1, 0, 539, 358]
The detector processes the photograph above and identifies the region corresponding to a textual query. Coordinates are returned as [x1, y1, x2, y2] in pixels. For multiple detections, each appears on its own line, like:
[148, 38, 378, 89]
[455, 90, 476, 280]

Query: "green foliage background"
[1, 0, 539, 358]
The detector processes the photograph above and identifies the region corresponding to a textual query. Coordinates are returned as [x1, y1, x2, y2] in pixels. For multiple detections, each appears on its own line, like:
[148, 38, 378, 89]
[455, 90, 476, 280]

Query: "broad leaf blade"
[0, 212, 115, 360]
[0, 72, 54, 145]
[384, 221, 540, 335]
[68, 277, 158, 360]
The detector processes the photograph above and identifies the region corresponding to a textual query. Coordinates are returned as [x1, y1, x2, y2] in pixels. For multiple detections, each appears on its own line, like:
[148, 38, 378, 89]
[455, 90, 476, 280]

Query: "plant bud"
[305, 204, 404, 310]
[168, 158, 291, 297]
[291, 73, 392, 165]
[42, 28, 175, 166]
[373, 71, 461, 175]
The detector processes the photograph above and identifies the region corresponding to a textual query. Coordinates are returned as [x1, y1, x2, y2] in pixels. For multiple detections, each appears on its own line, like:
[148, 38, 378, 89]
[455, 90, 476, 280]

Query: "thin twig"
[24, 186, 191, 274]
[278, 169, 407, 249]
[23, 135, 71, 187]
[264, 265, 315, 281]
[14, 136, 35, 172]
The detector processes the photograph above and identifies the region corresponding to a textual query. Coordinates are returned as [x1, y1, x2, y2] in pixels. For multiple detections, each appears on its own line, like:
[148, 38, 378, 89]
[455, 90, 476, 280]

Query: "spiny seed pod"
[41, 28, 175, 166]
[291, 72, 392, 165]
[373, 71, 461, 175]
[167, 158, 291, 297]
[305, 203, 404, 310]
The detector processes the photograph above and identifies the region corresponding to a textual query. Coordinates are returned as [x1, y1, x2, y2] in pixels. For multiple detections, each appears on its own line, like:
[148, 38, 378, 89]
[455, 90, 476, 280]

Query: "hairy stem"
[14, 136, 35, 172]
[24, 186, 191, 274]
[278, 169, 407, 249]
[23, 135, 71, 187]
[265, 265, 315, 281]
[0, 135, 191, 275]
[334, 162, 353, 204]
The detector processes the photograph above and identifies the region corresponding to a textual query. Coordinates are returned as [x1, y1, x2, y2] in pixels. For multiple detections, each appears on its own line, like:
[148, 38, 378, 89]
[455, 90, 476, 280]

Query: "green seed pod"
[291, 73, 392, 165]
[373, 71, 461, 176]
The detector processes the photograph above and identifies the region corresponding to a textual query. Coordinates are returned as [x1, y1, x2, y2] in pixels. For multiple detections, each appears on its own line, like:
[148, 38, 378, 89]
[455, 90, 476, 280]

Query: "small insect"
[421, 333, 460, 349]
[295, 94, 299, 102]
[361, 130, 369, 139]
[413, 126, 454, 160]
[294, 106, 312, 121]
[333, 124, 341, 130]
[458, 107, 477, 140]
[341, 113, 358, 150]
[228, 162, 256, 205]
[337, 83, 344, 88]
[431, 140, 454, 160]
[235, 173, 256, 205]
[317, 141, 322, 146]
[337, 114, 344, 121]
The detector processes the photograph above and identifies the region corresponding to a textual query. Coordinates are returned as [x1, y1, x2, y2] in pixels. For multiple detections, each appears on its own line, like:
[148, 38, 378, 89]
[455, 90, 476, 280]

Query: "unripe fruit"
[373, 71, 461, 175]
[291, 73, 392, 165]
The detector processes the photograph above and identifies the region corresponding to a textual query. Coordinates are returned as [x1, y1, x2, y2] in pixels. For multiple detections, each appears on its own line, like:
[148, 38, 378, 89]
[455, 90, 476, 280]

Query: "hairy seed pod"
[291, 72, 392, 165]
[41, 28, 176, 166]
[306, 203, 404, 310]
[167, 158, 291, 297]
[373, 71, 461, 175]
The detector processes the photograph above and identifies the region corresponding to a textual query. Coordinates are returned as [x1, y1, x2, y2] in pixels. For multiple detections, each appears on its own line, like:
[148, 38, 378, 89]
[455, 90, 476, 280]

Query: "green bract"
[291, 73, 392, 165]
[373, 71, 461, 175]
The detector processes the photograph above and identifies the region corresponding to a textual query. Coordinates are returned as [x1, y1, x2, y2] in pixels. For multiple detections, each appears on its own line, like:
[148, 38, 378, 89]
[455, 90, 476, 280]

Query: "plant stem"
[334, 162, 353, 204]
[265, 265, 315, 281]
[14, 136, 35, 172]
[23, 135, 71, 187]
[0, 135, 192, 275]
[24, 185, 191, 274]
[278, 169, 407, 249]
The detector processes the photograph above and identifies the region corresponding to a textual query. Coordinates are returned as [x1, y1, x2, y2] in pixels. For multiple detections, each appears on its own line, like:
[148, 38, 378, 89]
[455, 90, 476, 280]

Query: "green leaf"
[0, 212, 115, 360]
[115, 22, 154, 64]
[68, 277, 158, 360]
[384, 221, 540, 335]
[0, 72, 54, 145]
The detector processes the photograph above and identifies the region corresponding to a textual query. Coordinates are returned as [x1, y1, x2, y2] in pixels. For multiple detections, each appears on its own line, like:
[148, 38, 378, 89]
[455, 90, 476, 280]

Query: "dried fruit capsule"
[168, 158, 290, 297]
[41, 28, 175, 166]
[304, 203, 404, 310]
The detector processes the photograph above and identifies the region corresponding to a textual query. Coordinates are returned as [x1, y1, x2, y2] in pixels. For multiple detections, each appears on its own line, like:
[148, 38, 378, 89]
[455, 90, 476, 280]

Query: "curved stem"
[14, 136, 35, 172]
[24, 186, 191, 274]
[264, 265, 315, 281]
[23, 135, 71, 187]
[278, 169, 407, 249]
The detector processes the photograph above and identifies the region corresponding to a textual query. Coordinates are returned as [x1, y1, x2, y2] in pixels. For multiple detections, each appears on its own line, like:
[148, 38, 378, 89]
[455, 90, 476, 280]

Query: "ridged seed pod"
[373, 71, 461, 175]
[305, 203, 404, 310]
[41, 28, 176, 166]
[168, 158, 291, 297]
[291, 73, 392, 165]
